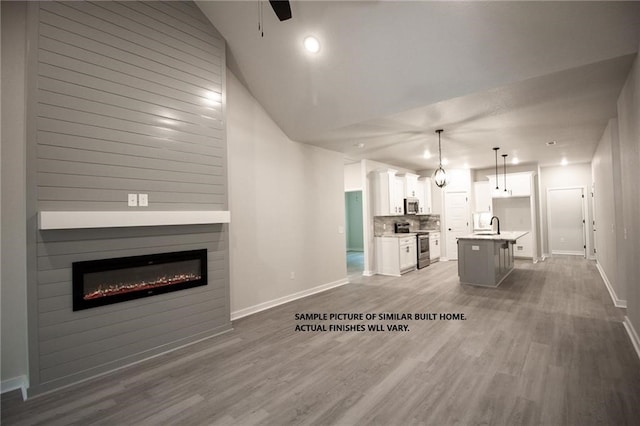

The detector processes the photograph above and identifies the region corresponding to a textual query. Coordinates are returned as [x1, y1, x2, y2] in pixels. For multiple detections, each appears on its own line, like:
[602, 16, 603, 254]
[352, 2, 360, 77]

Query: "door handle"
[448, 228, 452, 231]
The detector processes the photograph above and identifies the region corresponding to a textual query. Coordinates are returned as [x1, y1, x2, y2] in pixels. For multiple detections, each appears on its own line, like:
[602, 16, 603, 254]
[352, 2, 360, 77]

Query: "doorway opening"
[345, 191, 364, 276]
[547, 187, 587, 257]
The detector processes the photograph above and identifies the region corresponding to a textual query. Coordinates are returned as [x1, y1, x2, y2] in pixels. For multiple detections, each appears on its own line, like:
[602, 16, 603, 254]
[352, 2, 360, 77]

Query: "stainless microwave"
[404, 198, 419, 215]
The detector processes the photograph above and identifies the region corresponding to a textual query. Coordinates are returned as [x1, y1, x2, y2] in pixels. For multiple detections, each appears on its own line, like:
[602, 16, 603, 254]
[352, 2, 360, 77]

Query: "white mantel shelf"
[38, 210, 231, 230]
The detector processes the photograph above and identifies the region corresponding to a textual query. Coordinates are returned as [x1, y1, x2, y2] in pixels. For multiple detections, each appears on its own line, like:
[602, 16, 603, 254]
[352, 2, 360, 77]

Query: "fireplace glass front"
[72, 249, 208, 311]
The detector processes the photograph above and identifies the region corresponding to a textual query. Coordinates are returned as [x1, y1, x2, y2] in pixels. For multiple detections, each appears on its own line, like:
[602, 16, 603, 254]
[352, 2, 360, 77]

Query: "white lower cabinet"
[429, 232, 441, 261]
[375, 236, 417, 276]
[512, 231, 533, 258]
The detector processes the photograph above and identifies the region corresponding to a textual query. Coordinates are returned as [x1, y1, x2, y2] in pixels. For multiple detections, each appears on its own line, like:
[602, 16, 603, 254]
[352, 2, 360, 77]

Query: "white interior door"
[548, 187, 585, 256]
[445, 191, 469, 260]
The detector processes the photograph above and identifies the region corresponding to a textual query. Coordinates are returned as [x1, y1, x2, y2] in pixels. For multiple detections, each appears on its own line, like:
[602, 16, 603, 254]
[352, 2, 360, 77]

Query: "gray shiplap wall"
[29, 1, 230, 395]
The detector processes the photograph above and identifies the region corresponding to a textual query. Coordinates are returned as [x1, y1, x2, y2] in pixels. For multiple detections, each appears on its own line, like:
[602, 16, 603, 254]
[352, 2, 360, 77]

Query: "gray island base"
[457, 231, 529, 287]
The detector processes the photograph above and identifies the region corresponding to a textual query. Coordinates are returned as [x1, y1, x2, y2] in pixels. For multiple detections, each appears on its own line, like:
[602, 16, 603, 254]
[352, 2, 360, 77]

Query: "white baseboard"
[596, 262, 627, 308]
[551, 250, 584, 256]
[230, 278, 349, 321]
[1, 375, 28, 400]
[623, 316, 640, 361]
[362, 270, 375, 277]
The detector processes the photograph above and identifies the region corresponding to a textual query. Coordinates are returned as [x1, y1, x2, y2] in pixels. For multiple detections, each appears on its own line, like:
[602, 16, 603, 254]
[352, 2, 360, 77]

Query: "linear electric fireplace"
[72, 249, 208, 311]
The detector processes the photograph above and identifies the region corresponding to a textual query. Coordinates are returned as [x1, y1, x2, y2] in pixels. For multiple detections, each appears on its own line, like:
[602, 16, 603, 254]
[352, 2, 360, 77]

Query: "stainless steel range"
[416, 232, 431, 269]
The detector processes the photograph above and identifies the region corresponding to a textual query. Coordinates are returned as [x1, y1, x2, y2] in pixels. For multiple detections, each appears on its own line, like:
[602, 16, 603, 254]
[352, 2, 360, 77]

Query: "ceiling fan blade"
[269, 0, 292, 21]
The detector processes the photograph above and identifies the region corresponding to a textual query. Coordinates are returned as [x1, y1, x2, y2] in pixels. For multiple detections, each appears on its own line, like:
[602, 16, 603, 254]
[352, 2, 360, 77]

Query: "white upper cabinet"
[474, 181, 492, 212]
[417, 177, 433, 214]
[508, 173, 533, 197]
[487, 172, 534, 197]
[374, 171, 434, 216]
[394, 176, 405, 211]
[373, 169, 404, 216]
[401, 173, 419, 198]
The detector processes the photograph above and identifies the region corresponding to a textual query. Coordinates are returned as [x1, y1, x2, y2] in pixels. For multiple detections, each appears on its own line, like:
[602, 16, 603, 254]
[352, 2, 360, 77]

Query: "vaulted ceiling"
[196, 1, 640, 170]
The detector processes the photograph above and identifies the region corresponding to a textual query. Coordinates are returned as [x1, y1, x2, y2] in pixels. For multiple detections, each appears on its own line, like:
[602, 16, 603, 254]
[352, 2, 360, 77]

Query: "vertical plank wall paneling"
[29, 1, 230, 395]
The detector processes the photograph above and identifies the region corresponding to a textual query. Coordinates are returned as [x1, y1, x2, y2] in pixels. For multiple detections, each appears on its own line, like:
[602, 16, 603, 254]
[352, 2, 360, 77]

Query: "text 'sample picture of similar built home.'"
[2, 1, 640, 425]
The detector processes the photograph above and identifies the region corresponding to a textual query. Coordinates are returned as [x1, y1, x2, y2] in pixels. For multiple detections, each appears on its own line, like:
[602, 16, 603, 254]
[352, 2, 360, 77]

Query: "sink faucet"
[490, 216, 500, 235]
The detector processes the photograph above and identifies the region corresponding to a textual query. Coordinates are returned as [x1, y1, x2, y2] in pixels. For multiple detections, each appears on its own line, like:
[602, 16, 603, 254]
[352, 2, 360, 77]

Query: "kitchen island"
[457, 231, 528, 287]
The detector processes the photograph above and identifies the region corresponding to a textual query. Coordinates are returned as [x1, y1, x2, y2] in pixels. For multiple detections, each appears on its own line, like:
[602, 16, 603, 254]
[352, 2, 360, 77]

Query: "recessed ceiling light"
[546, 140, 557, 146]
[354, 143, 365, 149]
[512, 157, 520, 165]
[303, 36, 320, 53]
[423, 150, 431, 159]
[561, 158, 568, 166]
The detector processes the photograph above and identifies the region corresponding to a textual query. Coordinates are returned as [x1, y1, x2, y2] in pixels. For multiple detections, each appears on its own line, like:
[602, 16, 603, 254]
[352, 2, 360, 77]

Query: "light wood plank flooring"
[2, 256, 639, 425]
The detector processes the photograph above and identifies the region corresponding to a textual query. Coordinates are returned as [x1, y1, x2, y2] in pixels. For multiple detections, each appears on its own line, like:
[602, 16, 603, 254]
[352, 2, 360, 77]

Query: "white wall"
[226, 70, 347, 318]
[592, 119, 625, 304]
[539, 163, 594, 257]
[1, 1, 29, 392]
[615, 49, 640, 339]
[344, 162, 362, 191]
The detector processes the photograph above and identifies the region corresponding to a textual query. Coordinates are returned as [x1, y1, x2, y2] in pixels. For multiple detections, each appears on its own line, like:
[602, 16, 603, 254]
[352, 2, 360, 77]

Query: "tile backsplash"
[374, 215, 441, 236]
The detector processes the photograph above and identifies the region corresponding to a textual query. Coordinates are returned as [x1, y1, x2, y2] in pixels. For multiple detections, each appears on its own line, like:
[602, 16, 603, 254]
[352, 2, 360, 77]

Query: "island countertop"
[457, 231, 529, 243]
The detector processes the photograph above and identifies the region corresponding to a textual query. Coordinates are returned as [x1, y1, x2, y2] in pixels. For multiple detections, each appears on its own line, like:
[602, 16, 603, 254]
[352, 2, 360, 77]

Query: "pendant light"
[502, 153, 508, 193]
[493, 147, 500, 190]
[433, 129, 447, 188]
[501, 153, 512, 197]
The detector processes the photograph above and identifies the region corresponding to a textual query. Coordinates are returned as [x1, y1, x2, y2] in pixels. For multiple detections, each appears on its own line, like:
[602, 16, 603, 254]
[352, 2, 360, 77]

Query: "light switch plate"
[128, 193, 138, 207]
[138, 193, 148, 207]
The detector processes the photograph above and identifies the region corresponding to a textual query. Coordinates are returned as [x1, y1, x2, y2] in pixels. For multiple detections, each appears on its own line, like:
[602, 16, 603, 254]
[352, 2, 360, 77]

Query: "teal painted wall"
[345, 191, 364, 251]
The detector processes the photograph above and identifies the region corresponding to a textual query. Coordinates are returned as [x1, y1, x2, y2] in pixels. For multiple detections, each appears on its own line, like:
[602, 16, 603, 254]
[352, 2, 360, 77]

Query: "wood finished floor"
[2, 256, 639, 425]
